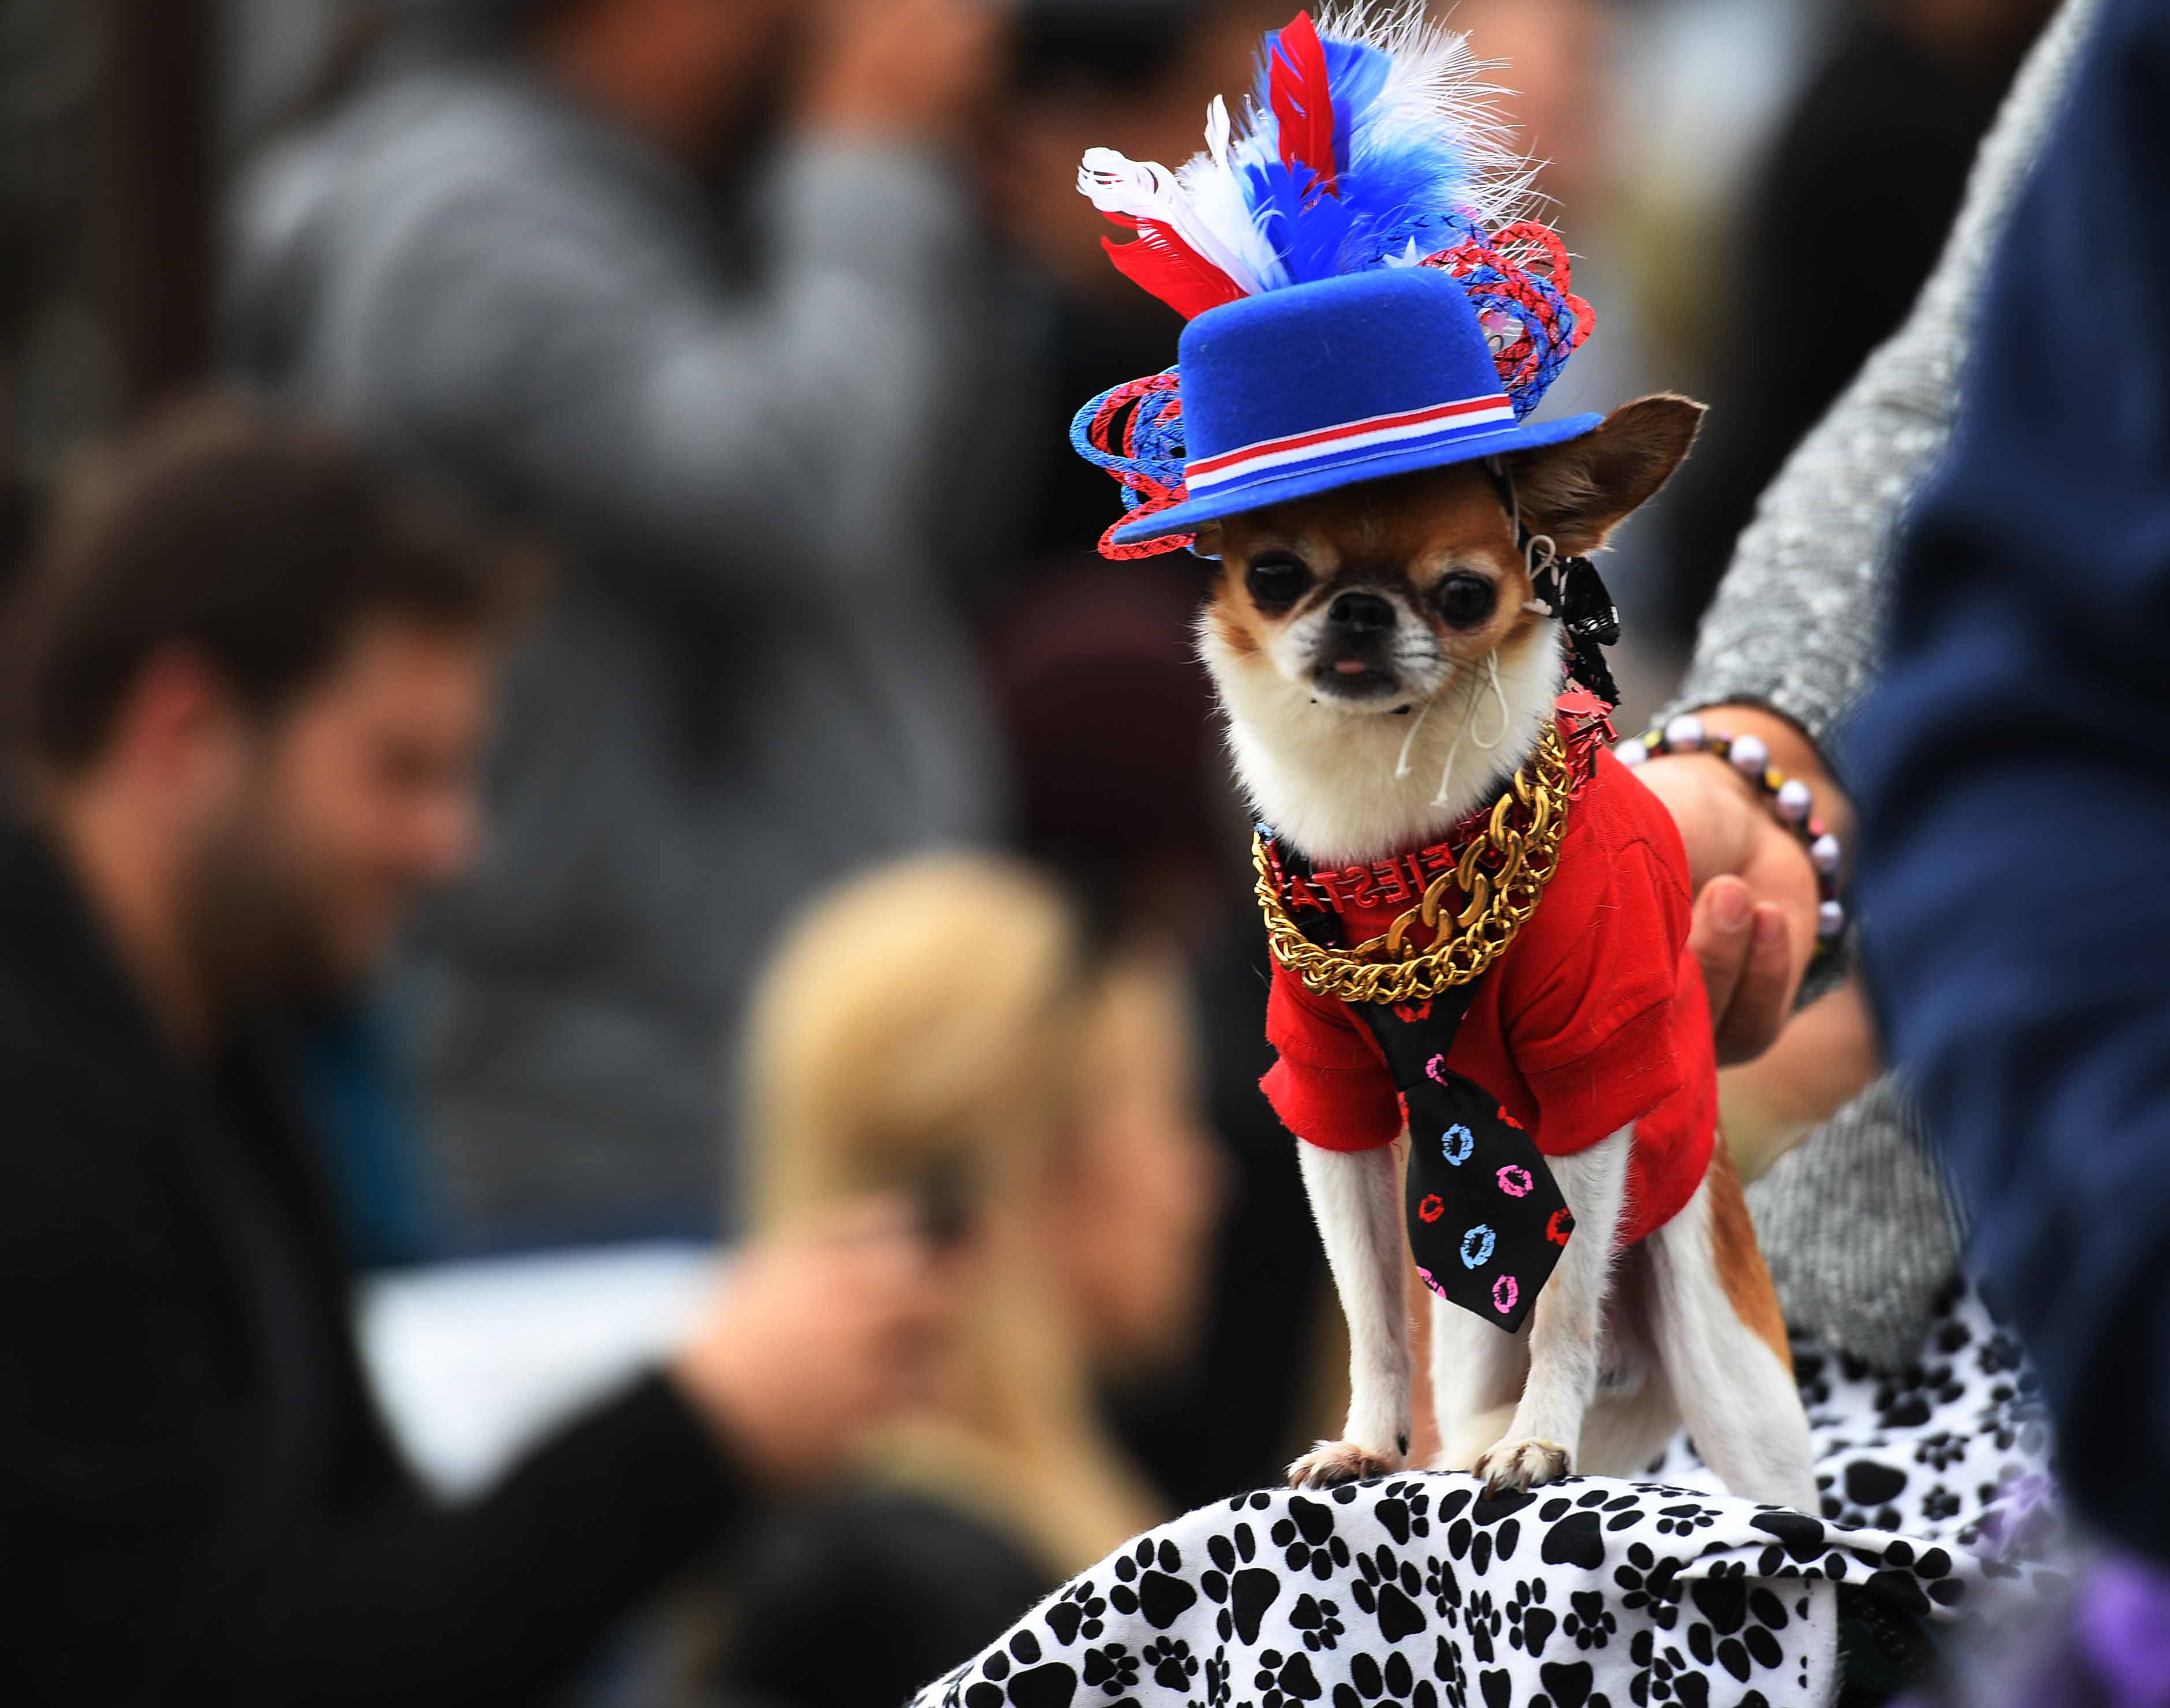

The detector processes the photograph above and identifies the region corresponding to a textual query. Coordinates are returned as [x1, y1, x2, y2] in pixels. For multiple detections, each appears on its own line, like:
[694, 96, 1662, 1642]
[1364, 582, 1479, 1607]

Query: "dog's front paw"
[1473, 1437, 1572, 1494]
[1286, 1439, 1403, 1490]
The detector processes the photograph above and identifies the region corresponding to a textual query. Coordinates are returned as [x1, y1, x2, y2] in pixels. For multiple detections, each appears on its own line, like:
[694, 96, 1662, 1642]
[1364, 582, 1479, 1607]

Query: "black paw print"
[1142, 1636, 1198, 1691]
[1431, 1634, 1468, 1707]
[1921, 1485, 1962, 1523]
[1462, 1588, 1502, 1665]
[1204, 1650, 1232, 1707]
[1082, 1642, 1139, 1696]
[1423, 1554, 1461, 1620]
[1562, 1589, 1617, 1650]
[1271, 1498, 1352, 1581]
[1288, 1594, 1345, 1653]
[1612, 1543, 1683, 1631]
[1978, 1331, 2025, 1376]
[1345, 1649, 1417, 1703]
[1914, 1432, 1967, 1472]
[1503, 1578, 1556, 1658]
[1046, 1582, 1109, 1646]
[1375, 1481, 1434, 1546]
[1651, 1501, 1722, 1539]
[1632, 1623, 1709, 1701]
[1252, 1647, 1323, 1708]
[1352, 1544, 1430, 1643]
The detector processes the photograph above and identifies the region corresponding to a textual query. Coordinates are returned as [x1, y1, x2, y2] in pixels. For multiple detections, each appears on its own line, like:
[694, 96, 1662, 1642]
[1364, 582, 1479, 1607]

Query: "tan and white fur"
[1194, 398, 1822, 1532]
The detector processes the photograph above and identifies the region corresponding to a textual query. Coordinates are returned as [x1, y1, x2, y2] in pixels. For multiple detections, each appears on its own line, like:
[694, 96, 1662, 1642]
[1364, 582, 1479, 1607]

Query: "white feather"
[1073, 1, 1550, 304]
[1175, 134, 1290, 296]
[1205, 93, 1233, 168]
[1077, 148, 1276, 298]
[1316, 2, 1542, 231]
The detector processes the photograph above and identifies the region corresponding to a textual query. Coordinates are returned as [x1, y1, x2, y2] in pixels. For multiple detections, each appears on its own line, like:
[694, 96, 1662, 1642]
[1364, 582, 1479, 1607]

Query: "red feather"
[1098, 215, 1247, 320]
[1269, 10, 1338, 198]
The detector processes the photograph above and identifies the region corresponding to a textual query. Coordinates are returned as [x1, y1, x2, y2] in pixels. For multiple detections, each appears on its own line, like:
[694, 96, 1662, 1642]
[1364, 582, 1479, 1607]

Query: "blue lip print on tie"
[1461, 1223, 1496, 1268]
[1442, 1124, 1475, 1164]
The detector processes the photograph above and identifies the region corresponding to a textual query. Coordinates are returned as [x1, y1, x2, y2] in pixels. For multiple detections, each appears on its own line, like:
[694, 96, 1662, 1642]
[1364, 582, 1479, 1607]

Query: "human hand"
[1719, 980, 1881, 1183]
[1629, 708, 1847, 1066]
[668, 1198, 960, 1486]
[798, 0, 1007, 149]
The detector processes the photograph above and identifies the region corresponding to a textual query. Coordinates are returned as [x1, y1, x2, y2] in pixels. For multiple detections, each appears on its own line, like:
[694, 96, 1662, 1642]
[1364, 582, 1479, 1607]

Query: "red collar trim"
[1267, 692, 1614, 919]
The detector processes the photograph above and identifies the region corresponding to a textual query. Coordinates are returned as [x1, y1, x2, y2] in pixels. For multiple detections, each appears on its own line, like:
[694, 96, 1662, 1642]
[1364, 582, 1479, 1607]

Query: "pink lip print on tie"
[1496, 1164, 1533, 1198]
[1417, 1265, 1449, 1299]
[1492, 1275, 1518, 1314]
[1426, 1054, 1450, 1085]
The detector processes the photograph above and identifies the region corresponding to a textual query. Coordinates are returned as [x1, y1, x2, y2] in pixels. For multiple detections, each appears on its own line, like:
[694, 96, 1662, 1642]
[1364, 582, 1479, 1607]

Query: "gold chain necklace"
[1252, 719, 1576, 1005]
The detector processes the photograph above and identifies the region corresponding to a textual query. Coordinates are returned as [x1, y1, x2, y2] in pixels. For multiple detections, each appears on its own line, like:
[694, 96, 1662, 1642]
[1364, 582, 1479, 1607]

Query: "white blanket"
[916, 1280, 2063, 1708]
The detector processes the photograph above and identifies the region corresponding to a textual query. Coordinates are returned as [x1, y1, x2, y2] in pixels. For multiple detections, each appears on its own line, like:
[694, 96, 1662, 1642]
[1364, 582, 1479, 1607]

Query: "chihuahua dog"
[1195, 395, 1821, 1513]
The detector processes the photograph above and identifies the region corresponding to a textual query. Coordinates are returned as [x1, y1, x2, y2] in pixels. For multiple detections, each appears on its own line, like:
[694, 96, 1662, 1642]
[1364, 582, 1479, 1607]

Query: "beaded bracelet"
[1615, 714, 1846, 946]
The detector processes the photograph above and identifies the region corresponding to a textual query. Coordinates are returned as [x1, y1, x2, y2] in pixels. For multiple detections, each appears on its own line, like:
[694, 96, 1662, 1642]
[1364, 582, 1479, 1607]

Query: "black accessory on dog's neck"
[1486, 462, 1623, 710]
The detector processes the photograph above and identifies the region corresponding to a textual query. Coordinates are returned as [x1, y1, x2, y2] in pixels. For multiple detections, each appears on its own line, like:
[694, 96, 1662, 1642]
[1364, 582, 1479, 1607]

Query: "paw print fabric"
[916, 1281, 2065, 1708]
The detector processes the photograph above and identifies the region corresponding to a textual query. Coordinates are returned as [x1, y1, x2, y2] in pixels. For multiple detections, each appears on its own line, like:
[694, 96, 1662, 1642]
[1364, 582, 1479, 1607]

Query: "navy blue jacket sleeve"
[1847, 0, 2170, 1560]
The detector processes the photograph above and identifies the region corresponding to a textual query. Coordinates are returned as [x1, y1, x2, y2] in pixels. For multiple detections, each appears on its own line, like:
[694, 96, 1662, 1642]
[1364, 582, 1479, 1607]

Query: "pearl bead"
[1811, 833, 1842, 875]
[1818, 898, 1846, 939]
[1614, 738, 1647, 767]
[1663, 714, 1705, 754]
[1776, 778, 1812, 823]
[1727, 733, 1769, 778]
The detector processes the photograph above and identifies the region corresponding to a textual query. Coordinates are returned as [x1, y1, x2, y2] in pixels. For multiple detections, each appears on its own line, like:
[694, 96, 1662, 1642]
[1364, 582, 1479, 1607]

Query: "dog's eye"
[1244, 553, 1312, 613]
[1436, 572, 1498, 630]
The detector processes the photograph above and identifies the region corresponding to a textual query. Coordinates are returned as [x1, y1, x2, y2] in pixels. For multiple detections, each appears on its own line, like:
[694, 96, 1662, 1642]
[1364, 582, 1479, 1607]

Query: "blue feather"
[1241, 29, 1487, 284]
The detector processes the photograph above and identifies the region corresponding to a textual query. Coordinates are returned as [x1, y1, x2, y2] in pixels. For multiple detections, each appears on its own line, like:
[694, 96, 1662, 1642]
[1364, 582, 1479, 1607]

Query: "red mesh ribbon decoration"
[1073, 371, 1196, 560]
[1421, 220, 1595, 414]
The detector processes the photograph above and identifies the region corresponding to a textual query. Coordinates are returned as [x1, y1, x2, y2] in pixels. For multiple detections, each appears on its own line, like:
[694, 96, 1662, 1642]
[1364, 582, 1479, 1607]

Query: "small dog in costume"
[1070, 8, 1821, 1519]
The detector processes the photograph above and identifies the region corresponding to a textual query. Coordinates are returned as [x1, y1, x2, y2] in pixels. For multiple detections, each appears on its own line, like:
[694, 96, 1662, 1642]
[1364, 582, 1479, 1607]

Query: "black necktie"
[1271, 835, 1573, 1333]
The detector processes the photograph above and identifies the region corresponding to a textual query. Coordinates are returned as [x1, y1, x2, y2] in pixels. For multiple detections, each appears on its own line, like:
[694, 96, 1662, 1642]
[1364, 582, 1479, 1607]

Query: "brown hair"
[12, 395, 537, 773]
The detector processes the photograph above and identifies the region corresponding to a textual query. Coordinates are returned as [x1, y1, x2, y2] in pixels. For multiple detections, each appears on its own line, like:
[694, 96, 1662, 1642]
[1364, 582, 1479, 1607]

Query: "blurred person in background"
[708, 855, 1222, 1708]
[226, 0, 1009, 1252]
[982, 0, 1291, 577]
[987, 574, 1336, 1511]
[1445, 0, 1688, 727]
[1853, 0, 2170, 1644]
[0, 400, 959, 1705]
[1666, 0, 2059, 645]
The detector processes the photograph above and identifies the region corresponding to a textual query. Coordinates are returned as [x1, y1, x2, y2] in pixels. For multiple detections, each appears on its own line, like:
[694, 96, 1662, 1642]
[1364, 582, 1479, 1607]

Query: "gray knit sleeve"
[1663, 0, 2102, 758]
[1677, 0, 2101, 1369]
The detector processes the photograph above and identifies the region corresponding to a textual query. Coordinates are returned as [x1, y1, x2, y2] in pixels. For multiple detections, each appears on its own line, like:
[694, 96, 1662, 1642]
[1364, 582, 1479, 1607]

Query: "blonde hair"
[741, 855, 1165, 1574]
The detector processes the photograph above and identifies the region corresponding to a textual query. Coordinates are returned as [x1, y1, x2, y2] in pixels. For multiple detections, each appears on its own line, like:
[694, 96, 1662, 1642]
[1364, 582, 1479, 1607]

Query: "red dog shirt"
[1261, 729, 1715, 1251]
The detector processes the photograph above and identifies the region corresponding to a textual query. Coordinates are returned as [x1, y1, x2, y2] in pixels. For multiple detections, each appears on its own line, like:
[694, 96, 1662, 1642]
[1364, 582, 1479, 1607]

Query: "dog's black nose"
[1326, 591, 1395, 635]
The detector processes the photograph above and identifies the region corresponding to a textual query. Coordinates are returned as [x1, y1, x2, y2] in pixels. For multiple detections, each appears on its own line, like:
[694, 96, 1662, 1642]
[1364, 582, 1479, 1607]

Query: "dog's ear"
[1506, 395, 1705, 556]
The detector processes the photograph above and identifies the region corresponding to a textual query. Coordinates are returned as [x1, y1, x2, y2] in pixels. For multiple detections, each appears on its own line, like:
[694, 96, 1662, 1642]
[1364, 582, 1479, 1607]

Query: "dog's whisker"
[1393, 691, 1437, 778]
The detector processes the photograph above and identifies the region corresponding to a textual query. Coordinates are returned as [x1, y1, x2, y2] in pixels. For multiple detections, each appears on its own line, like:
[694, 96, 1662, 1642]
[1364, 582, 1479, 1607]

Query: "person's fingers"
[1689, 874, 1754, 1032]
[1712, 903, 1799, 1067]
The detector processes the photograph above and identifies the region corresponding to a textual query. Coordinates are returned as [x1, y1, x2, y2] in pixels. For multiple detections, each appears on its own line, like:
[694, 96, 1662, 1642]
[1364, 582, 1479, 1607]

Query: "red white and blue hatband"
[1110, 269, 1602, 546]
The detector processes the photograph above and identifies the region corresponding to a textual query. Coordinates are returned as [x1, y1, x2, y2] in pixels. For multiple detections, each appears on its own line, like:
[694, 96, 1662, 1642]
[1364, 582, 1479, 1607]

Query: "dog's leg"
[1647, 1148, 1836, 1702]
[1288, 1141, 1412, 1488]
[1427, 1288, 1528, 1472]
[1472, 1129, 1629, 1493]
[1644, 1150, 1817, 1509]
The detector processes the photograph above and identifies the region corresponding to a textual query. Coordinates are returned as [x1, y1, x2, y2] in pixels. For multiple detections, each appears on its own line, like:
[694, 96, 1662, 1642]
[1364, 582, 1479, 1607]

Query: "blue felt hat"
[1110, 269, 1602, 547]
